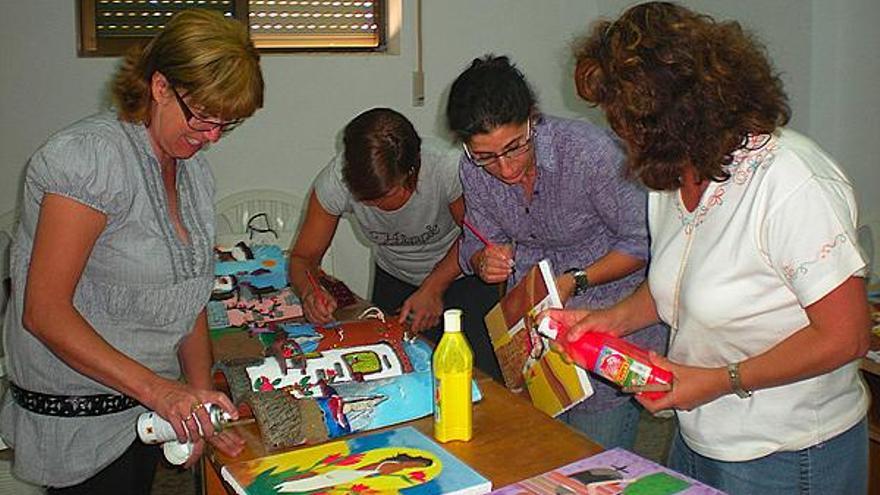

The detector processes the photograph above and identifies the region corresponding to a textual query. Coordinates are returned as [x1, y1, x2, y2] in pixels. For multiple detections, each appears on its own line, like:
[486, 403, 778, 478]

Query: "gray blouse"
[0, 112, 215, 487]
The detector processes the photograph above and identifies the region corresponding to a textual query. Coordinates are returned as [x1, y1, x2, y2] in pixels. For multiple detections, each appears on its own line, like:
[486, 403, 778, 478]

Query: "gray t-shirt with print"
[314, 139, 462, 286]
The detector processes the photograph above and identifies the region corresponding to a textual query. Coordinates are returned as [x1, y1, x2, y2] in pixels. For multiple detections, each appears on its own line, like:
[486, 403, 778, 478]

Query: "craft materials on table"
[483, 259, 593, 417]
[207, 238, 486, 458]
[220, 425, 492, 495]
[538, 317, 673, 400]
[490, 447, 726, 495]
[214, 318, 482, 452]
[433, 309, 474, 443]
[208, 243, 303, 330]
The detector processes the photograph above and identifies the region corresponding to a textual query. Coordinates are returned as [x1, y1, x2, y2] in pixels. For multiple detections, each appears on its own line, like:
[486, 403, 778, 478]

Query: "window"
[78, 0, 392, 56]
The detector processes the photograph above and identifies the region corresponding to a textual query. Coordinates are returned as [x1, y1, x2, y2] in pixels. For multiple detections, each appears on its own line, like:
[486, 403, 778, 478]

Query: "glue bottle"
[432, 308, 473, 442]
[538, 316, 672, 400]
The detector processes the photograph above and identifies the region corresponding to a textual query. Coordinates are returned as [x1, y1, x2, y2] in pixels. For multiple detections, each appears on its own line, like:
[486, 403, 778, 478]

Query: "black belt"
[9, 382, 140, 417]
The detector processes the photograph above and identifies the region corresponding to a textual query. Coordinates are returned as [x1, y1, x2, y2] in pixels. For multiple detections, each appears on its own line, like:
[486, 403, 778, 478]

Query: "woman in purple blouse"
[446, 54, 667, 450]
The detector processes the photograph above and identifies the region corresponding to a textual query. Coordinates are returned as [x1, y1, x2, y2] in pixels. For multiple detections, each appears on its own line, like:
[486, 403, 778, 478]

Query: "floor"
[633, 408, 676, 464]
[151, 463, 197, 495]
[148, 408, 676, 495]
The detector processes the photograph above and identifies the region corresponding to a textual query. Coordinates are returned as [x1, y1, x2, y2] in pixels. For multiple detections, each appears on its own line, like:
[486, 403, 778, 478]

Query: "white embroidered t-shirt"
[647, 129, 868, 461]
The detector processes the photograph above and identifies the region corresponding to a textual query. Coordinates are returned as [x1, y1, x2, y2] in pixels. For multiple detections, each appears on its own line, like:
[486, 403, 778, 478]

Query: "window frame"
[77, 0, 393, 57]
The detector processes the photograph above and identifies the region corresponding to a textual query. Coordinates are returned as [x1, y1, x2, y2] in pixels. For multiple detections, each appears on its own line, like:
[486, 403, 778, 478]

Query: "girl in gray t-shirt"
[288, 108, 502, 379]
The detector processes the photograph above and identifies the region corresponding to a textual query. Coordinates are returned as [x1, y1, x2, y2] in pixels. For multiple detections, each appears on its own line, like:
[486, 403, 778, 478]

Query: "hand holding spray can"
[137, 403, 231, 464]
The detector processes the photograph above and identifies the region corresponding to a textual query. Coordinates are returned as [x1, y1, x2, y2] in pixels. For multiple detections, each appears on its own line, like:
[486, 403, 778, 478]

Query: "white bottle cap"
[162, 440, 194, 466]
[536, 316, 558, 340]
[443, 309, 463, 333]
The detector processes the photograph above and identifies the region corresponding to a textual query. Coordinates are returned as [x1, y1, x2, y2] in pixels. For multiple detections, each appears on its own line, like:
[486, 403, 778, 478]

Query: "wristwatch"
[563, 268, 590, 297]
[727, 362, 753, 399]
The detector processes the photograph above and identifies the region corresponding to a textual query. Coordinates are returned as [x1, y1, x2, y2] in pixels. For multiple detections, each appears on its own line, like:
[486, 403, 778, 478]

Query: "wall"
[1, 1, 878, 295]
[810, 0, 880, 279]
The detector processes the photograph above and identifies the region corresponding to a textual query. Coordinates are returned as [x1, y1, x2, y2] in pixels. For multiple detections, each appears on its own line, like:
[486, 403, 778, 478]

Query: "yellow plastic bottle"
[433, 308, 473, 442]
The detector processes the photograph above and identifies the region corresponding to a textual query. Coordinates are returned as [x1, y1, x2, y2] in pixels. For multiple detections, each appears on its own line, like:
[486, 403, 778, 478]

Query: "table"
[202, 373, 603, 494]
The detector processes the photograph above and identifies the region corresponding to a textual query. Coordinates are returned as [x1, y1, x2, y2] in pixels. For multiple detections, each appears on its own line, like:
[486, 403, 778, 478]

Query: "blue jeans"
[558, 397, 641, 450]
[668, 417, 868, 495]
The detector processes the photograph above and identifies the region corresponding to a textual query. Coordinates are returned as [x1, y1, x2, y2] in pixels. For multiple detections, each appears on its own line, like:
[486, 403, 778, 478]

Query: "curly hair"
[112, 9, 263, 124]
[342, 108, 421, 201]
[573, 2, 790, 190]
[446, 55, 537, 142]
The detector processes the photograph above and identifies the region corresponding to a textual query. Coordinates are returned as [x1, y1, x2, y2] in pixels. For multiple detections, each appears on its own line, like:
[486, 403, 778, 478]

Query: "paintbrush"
[462, 218, 493, 247]
[223, 417, 256, 428]
[462, 218, 515, 272]
[305, 269, 330, 308]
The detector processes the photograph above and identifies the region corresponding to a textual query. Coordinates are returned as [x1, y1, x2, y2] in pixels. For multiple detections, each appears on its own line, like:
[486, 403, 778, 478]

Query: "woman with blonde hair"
[0, 9, 263, 493]
[551, 2, 871, 493]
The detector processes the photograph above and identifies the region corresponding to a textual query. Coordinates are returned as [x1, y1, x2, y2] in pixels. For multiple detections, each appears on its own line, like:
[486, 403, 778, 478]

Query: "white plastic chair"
[215, 189, 335, 275]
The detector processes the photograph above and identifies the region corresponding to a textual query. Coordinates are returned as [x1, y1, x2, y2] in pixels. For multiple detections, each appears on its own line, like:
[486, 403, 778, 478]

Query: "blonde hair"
[112, 9, 263, 124]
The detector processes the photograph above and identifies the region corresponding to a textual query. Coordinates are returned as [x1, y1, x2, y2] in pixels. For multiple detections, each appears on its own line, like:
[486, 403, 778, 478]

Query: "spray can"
[432, 308, 473, 442]
[538, 316, 672, 400]
[137, 403, 231, 464]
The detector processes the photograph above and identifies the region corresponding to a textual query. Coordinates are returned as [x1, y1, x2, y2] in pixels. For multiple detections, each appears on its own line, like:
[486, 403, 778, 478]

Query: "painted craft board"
[490, 447, 726, 495]
[245, 321, 481, 439]
[484, 259, 593, 417]
[209, 243, 303, 330]
[221, 425, 492, 495]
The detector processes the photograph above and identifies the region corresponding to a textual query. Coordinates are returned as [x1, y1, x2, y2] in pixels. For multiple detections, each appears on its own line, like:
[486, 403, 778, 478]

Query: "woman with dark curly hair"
[545, 2, 871, 493]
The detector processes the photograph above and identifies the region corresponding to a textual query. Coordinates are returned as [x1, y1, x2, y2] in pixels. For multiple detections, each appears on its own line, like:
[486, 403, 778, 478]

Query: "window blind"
[249, 1, 382, 50]
[93, 0, 234, 39]
[78, 0, 385, 55]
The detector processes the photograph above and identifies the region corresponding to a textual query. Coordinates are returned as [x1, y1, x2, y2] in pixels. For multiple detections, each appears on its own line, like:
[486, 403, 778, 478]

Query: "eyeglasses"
[463, 120, 533, 168]
[171, 86, 243, 133]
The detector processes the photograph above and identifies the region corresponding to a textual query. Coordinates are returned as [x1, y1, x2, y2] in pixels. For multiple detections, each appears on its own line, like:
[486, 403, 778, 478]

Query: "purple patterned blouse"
[458, 114, 668, 413]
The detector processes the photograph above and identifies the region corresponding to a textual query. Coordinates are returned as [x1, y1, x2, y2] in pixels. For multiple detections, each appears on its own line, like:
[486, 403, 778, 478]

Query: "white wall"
[2, 1, 878, 294]
[810, 0, 880, 277]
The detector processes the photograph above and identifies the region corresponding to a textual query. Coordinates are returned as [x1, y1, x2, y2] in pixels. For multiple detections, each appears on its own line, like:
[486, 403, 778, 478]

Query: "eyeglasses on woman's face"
[171, 86, 243, 134]
[463, 120, 533, 168]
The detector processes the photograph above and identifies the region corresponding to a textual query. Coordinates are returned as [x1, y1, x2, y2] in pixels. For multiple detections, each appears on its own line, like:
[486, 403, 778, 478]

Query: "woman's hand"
[473, 244, 514, 283]
[398, 285, 444, 334]
[538, 307, 623, 343]
[535, 308, 591, 362]
[556, 272, 576, 304]
[302, 285, 337, 324]
[181, 427, 246, 468]
[538, 308, 590, 333]
[566, 308, 625, 341]
[146, 379, 241, 446]
[633, 352, 729, 414]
